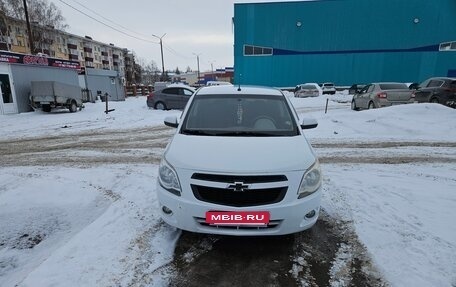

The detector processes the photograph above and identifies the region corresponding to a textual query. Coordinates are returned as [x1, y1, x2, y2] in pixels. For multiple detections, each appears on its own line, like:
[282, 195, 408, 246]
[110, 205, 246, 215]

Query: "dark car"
[348, 84, 366, 95]
[414, 77, 456, 108]
[147, 85, 195, 110]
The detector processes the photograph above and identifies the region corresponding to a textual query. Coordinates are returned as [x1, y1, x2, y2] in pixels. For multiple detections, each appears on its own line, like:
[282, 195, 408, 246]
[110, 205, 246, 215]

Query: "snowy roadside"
[322, 163, 456, 287]
[1, 93, 456, 286]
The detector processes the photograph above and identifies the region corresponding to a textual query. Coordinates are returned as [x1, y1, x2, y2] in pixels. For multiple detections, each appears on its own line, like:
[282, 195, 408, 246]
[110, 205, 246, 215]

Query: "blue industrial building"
[233, 0, 456, 87]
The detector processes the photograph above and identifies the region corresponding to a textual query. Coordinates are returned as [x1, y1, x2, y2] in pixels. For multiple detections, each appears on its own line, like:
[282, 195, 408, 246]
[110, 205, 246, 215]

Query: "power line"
[68, 0, 152, 39]
[59, 0, 195, 68]
[58, 0, 158, 44]
[164, 44, 192, 59]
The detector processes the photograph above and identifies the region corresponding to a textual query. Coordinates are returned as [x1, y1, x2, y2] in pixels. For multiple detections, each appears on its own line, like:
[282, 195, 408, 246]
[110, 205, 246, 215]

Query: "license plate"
[205, 211, 270, 225]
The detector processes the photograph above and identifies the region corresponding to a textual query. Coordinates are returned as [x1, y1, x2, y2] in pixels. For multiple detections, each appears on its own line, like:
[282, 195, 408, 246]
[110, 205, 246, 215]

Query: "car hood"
[165, 134, 317, 173]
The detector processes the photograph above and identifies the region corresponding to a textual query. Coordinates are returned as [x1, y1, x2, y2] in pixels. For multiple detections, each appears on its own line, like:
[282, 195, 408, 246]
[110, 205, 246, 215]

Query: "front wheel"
[430, 97, 439, 104]
[69, 101, 77, 113]
[351, 100, 359, 111]
[154, 101, 167, 110]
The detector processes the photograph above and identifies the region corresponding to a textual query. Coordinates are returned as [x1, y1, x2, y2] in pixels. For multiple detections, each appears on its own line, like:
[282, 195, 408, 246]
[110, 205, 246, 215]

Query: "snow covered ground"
[1, 92, 455, 286]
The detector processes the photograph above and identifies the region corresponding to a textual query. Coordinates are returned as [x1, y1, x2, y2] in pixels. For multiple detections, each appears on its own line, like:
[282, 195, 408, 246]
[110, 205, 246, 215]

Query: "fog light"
[305, 210, 316, 219]
[162, 206, 173, 215]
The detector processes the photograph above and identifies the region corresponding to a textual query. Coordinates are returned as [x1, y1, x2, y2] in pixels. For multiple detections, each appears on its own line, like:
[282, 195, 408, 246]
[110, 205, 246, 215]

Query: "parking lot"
[1, 94, 455, 286]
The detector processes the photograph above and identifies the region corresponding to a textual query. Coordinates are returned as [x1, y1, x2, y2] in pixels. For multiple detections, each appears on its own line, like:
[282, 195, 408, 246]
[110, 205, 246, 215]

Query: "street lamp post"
[152, 33, 166, 81]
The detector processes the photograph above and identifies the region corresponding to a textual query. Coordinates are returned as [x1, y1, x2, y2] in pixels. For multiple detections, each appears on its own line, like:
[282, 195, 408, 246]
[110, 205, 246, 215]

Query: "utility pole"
[152, 33, 166, 81]
[209, 61, 216, 81]
[193, 53, 201, 83]
[23, 0, 34, 54]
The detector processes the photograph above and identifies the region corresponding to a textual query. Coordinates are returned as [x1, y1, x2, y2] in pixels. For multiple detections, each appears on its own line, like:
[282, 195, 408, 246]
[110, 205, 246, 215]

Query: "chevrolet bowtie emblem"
[227, 181, 250, 192]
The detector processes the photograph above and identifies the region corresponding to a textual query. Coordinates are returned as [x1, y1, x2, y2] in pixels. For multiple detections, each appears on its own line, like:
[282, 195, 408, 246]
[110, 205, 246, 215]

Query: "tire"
[351, 100, 359, 111]
[154, 101, 167, 110]
[69, 101, 77, 113]
[42, 105, 51, 112]
[368, 101, 375, 109]
[430, 97, 439, 104]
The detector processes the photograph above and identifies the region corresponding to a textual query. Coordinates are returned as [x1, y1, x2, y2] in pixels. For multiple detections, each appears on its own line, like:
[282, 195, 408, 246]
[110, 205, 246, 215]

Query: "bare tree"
[0, 11, 9, 50]
[0, 0, 67, 54]
[134, 63, 142, 84]
[0, 0, 66, 28]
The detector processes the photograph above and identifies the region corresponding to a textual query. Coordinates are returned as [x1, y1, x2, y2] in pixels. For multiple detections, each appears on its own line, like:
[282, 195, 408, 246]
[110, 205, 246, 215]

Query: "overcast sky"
[54, 0, 298, 72]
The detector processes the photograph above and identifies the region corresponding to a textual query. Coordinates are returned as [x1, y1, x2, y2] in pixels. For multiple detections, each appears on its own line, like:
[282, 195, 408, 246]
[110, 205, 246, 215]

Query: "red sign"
[0, 51, 80, 70]
[205, 211, 270, 225]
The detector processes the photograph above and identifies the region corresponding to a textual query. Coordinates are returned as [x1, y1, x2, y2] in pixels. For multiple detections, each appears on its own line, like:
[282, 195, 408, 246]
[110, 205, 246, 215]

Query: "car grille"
[194, 217, 282, 230]
[190, 173, 288, 207]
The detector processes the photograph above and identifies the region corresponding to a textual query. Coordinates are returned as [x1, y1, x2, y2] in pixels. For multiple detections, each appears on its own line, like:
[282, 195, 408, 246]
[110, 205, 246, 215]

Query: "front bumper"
[157, 181, 322, 236]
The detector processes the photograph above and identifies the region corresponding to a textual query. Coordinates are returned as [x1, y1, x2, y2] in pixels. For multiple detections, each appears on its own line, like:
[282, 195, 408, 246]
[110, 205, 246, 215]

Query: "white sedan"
[156, 85, 322, 236]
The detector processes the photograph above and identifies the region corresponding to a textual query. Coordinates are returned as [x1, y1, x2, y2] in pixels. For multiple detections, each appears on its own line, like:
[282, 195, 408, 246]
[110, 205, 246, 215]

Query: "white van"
[206, 81, 231, 86]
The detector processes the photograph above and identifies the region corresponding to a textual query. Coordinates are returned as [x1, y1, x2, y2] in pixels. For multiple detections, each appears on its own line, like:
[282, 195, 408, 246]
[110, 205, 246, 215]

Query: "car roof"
[371, 82, 408, 85]
[195, 85, 284, 96]
[427, 77, 456, 81]
[166, 84, 195, 90]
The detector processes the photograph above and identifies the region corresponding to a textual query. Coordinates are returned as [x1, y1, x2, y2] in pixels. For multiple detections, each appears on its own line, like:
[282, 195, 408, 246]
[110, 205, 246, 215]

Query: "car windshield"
[323, 83, 334, 87]
[181, 94, 299, 137]
[379, 83, 407, 90]
[301, 85, 316, 89]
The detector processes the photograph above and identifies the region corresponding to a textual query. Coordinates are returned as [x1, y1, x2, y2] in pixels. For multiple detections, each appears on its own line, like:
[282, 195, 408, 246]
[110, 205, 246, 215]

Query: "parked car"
[351, 82, 415, 110]
[321, 82, 336, 94]
[147, 85, 195, 110]
[157, 85, 322, 236]
[348, 84, 366, 95]
[413, 77, 456, 108]
[206, 81, 232, 86]
[294, 83, 320, 97]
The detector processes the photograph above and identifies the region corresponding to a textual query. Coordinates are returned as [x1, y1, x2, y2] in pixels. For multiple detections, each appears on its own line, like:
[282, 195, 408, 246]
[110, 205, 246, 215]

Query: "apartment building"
[0, 13, 135, 85]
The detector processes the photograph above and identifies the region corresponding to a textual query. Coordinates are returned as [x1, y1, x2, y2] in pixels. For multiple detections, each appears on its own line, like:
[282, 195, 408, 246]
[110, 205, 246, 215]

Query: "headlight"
[298, 160, 322, 199]
[158, 158, 181, 196]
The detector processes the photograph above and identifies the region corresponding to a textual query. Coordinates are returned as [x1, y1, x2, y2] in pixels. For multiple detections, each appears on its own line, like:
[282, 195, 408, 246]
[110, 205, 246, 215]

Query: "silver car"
[295, 84, 320, 98]
[147, 85, 195, 110]
[351, 82, 415, 110]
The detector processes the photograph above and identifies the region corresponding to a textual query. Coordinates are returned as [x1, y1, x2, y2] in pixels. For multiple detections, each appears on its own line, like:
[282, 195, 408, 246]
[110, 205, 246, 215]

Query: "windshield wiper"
[214, 131, 278, 137]
[181, 129, 216, 136]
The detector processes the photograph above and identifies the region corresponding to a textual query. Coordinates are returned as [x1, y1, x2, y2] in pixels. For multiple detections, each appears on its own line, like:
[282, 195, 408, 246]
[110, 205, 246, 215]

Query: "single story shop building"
[0, 50, 125, 115]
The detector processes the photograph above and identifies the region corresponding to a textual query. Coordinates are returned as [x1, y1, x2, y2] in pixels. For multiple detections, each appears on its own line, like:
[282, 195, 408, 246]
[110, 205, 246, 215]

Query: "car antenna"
[237, 74, 242, 91]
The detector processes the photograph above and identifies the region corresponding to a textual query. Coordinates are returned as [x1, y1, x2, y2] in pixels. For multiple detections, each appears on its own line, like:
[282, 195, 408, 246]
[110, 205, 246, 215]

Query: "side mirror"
[164, 116, 179, 128]
[301, 118, 318, 130]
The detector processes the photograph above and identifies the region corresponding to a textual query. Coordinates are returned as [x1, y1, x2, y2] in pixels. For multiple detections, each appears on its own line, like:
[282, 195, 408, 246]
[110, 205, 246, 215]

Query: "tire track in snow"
[0, 126, 174, 167]
[168, 212, 387, 286]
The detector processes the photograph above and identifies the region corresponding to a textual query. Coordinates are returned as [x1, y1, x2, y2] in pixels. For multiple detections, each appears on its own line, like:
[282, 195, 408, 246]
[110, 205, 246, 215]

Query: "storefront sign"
[0, 51, 80, 70]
